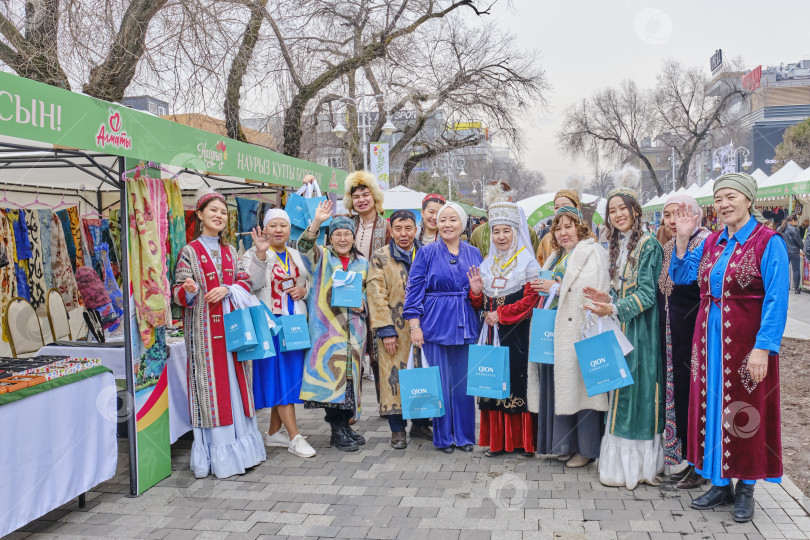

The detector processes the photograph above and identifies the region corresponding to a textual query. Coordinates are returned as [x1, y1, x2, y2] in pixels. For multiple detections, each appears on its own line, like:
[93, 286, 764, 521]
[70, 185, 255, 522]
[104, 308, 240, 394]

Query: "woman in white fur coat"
[528, 206, 610, 468]
[242, 208, 316, 458]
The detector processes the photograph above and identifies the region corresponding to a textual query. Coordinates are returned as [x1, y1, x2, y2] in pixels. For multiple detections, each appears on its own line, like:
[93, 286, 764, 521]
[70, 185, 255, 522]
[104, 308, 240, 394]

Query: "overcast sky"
[486, 0, 810, 190]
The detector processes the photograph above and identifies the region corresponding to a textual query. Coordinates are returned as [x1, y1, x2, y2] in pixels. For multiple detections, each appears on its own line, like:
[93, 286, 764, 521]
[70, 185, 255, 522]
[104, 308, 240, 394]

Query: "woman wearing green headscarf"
[669, 172, 789, 523]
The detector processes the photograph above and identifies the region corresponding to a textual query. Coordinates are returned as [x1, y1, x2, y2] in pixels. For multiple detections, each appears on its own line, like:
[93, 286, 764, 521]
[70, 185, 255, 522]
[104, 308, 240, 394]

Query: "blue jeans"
[788, 252, 802, 291]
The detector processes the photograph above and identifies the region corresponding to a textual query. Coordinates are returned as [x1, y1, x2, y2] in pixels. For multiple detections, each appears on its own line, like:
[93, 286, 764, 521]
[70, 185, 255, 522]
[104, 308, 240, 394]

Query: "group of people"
[173, 170, 790, 525]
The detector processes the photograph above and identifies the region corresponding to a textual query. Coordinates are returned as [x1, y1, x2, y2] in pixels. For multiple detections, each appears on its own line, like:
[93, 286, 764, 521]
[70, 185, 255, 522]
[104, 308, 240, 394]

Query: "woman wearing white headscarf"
[243, 208, 316, 458]
[468, 202, 541, 457]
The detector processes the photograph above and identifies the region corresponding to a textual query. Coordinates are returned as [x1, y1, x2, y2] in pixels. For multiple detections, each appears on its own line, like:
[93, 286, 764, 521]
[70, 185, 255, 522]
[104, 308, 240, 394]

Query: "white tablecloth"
[35, 342, 192, 444]
[0, 371, 118, 537]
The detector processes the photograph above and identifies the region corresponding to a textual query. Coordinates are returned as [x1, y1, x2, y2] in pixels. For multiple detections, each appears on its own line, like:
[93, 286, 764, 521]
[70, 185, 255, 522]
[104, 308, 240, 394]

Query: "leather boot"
[677, 467, 708, 490]
[390, 431, 407, 449]
[329, 422, 358, 452]
[733, 483, 755, 523]
[690, 484, 735, 510]
[670, 464, 692, 482]
[409, 424, 433, 440]
[342, 419, 366, 446]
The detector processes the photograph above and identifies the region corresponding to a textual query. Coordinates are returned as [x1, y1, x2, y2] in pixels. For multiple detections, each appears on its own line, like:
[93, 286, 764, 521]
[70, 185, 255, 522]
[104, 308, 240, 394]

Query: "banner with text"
[0, 71, 346, 192]
[370, 142, 390, 190]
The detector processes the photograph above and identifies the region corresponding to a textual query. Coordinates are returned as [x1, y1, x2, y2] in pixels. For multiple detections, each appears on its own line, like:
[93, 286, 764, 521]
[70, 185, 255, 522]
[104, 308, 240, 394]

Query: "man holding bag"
[367, 210, 433, 449]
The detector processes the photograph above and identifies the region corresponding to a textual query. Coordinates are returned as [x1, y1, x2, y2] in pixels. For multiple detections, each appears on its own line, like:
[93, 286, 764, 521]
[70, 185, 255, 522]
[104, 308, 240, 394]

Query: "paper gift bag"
[224, 307, 258, 352]
[237, 303, 279, 361]
[285, 192, 310, 230]
[290, 224, 326, 245]
[279, 313, 311, 351]
[574, 324, 634, 397]
[529, 307, 556, 364]
[400, 347, 445, 419]
[581, 312, 634, 356]
[466, 326, 510, 399]
[331, 270, 363, 308]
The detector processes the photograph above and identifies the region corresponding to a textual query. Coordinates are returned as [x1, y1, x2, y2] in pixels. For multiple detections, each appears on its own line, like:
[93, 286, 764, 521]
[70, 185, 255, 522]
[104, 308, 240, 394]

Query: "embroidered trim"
[738, 350, 759, 393]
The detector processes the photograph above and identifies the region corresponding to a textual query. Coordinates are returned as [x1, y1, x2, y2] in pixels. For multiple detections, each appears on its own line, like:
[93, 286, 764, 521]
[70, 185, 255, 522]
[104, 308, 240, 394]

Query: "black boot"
[690, 484, 735, 510]
[342, 418, 366, 446]
[329, 421, 358, 452]
[733, 483, 755, 523]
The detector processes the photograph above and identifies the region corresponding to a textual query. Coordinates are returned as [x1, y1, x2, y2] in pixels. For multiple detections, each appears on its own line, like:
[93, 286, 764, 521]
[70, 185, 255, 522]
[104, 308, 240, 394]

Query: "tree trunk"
[224, 0, 267, 143]
[82, 0, 169, 102]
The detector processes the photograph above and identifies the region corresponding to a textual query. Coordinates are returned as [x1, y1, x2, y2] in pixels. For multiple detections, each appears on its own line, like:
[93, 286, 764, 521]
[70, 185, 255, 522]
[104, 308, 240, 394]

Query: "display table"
[35, 342, 192, 443]
[0, 367, 117, 537]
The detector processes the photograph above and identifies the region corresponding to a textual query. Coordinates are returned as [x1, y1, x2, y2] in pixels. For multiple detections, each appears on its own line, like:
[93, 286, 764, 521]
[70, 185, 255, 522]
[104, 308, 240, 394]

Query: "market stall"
[517, 192, 606, 230]
[0, 69, 345, 516]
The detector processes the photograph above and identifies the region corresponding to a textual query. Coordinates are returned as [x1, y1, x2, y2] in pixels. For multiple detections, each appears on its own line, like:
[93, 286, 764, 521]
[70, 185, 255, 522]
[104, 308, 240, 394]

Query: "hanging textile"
[55, 209, 77, 271]
[96, 242, 124, 320]
[184, 210, 196, 244]
[108, 209, 121, 260]
[127, 175, 169, 347]
[82, 218, 104, 277]
[37, 209, 53, 291]
[148, 176, 171, 320]
[24, 209, 47, 313]
[236, 197, 260, 250]
[50, 214, 80, 310]
[0, 211, 18, 337]
[221, 207, 238, 250]
[163, 178, 186, 281]
[100, 217, 120, 282]
[8, 210, 32, 260]
[66, 206, 84, 269]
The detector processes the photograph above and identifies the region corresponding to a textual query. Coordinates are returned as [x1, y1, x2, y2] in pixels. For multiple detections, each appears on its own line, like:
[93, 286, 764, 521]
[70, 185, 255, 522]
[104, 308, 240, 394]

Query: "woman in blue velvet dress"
[404, 202, 483, 453]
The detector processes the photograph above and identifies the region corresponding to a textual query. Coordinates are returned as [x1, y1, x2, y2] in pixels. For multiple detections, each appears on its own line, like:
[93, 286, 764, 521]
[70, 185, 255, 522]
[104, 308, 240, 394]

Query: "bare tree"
[0, 0, 170, 100]
[559, 61, 748, 195]
[586, 168, 614, 199]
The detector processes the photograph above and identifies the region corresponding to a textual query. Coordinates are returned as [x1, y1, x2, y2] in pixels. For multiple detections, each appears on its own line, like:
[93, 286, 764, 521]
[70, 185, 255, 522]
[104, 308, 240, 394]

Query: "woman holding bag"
[172, 190, 266, 479]
[297, 201, 369, 452]
[242, 208, 316, 458]
[527, 206, 610, 468]
[468, 202, 540, 457]
[584, 187, 664, 490]
[404, 202, 483, 453]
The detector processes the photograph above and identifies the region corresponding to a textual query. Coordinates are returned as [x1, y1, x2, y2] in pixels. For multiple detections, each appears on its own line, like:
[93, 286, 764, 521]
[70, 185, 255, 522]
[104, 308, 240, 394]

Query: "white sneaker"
[264, 431, 291, 447]
[288, 434, 316, 458]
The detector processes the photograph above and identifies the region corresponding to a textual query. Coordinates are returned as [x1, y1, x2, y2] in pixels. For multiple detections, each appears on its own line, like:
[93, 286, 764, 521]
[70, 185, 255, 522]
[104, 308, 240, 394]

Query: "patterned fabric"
[164, 178, 186, 284]
[171, 238, 255, 428]
[14, 262, 30, 301]
[149, 177, 171, 319]
[127, 177, 170, 347]
[222, 208, 239, 250]
[66, 206, 84, 268]
[8, 210, 32, 260]
[0, 211, 17, 340]
[96, 242, 124, 319]
[36, 210, 53, 291]
[55, 209, 76, 271]
[24, 210, 47, 314]
[100, 217, 120, 282]
[49, 214, 80, 309]
[108, 209, 121, 261]
[236, 197, 260, 251]
[662, 309, 680, 465]
[296, 233, 368, 415]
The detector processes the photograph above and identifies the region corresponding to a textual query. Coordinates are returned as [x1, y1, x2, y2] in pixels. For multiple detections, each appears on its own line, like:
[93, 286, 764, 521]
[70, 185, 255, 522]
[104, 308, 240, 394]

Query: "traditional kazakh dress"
[599, 231, 665, 489]
[296, 234, 368, 422]
[476, 222, 540, 453]
[242, 245, 309, 409]
[172, 234, 266, 479]
[657, 228, 709, 467]
[670, 216, 787, 486]
[403, 239, 483, 448]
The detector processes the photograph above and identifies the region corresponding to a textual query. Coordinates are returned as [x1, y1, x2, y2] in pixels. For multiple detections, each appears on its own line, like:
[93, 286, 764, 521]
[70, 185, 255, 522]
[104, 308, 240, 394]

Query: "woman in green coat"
[584, 188, 664, 490]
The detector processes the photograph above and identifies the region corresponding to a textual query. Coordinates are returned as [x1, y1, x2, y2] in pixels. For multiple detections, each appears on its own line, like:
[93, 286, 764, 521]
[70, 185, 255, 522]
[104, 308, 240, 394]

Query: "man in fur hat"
[343, 170, 392, 405]
[469, 180, 540, 257]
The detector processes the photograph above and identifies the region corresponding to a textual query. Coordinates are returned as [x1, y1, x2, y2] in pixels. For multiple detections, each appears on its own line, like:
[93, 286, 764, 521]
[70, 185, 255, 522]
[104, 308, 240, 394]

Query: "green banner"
[0, 71, 346, 192]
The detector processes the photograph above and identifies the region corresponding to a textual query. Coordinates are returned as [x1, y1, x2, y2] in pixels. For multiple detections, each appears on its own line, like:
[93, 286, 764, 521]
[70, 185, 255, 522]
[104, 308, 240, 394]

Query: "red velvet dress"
[473, 282, 540, 453]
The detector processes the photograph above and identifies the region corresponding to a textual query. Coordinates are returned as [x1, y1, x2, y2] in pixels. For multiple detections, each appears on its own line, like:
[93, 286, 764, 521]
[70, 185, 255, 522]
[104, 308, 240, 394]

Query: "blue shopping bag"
[331, 270, 363, 308]
[279, 313, 311, 351]
[224, 307, 258, 352]
[237, 303, 279, 361]
[466, 326, 510, 399]
[290, 224, 326, 245]
[574, 317, 634, 397]
[529, 307, 556, 364]
[304, 196, 332, 229]
[400, 347, 445, 420]
[285, 192, 310, 230]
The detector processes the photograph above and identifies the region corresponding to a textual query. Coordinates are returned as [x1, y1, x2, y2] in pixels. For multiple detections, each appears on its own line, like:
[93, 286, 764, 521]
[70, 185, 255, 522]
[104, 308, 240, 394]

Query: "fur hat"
[343, 170, 384, 216]
[483, 180, 515, 208]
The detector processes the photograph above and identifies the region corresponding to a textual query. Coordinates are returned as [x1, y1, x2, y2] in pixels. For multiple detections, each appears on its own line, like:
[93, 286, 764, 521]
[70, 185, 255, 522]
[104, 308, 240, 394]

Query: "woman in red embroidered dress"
[172, 191, 266, 479]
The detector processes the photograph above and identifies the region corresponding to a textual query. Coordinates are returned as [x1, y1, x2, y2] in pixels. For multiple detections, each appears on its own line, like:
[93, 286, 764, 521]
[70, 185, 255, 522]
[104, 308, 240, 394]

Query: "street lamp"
[712, 142, 751, 175]
[332, 122, 347, 139]
[432, 157, 466, 201]
[330, 93, 388, 171]
[381, 119, 397, 136]
[471, 179, 485, 208]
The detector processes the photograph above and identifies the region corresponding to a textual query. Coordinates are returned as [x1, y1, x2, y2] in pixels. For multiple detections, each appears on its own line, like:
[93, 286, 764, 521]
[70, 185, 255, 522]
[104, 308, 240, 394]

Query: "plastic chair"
[46, 288, 73, 342]
[3, 297, 45, 357]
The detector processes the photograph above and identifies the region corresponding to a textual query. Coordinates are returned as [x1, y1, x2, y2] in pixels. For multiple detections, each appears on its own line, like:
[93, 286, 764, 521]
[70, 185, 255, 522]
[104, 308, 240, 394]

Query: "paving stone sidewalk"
[10, 380, 810, 540]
